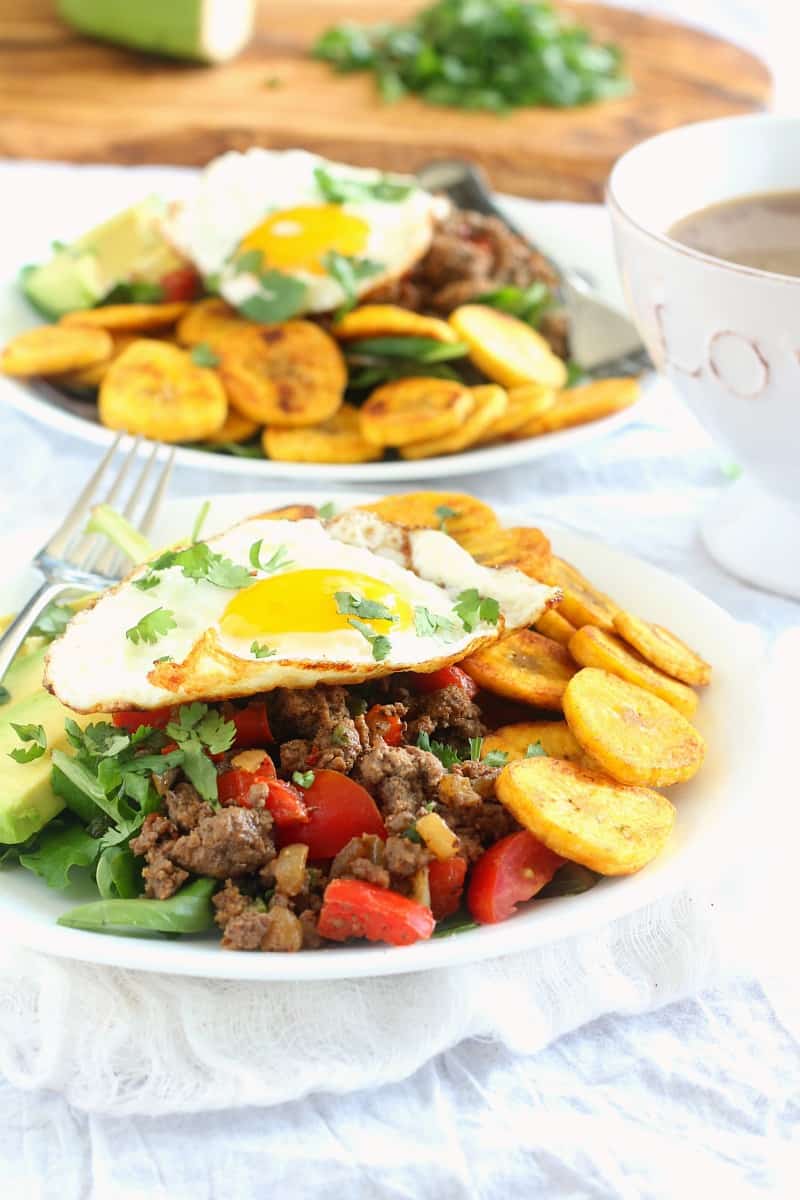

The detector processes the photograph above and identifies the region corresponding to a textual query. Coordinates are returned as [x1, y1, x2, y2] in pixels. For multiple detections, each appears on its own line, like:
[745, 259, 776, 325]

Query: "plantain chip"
[357, 492, 500, 544]
[449, 304, 567, 389]
[563, 667, 705, 788]
[263, 403, 382, 463]
[568, 626, 697, 718]
[613, 611, 711, 687]
[176, 298, 253, 348]
[61, 302, 189, 333]
[399, 383, 508, 459]
[497, 756, 676, 875]
[514, 377, 640, 438]
[202, 408, 260, 445]
[539, 556, 618, 631]
[333, 304, 458, 344]
[461, 630, 577, 711]
[479, 381, 557, 442]
[221, 322, 346, 427]
[534, 608, 577, 647]
[359, 377, 474, 447]
[482, 720, 595, 766]
[58, 333, 138, 390]
[99, 339, 227, 442]
[456, 524, 551, 580]
[1, 325, 113, 377]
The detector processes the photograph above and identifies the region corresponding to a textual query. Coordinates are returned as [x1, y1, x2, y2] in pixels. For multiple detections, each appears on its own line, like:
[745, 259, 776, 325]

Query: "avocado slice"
[0, 649, 103, 844]
[21, 196, 188, 319]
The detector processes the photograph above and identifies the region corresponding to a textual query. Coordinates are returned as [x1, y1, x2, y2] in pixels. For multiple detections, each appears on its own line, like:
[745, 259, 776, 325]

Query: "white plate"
[0, 489, 762, 980]
[0, 161, 645, 482]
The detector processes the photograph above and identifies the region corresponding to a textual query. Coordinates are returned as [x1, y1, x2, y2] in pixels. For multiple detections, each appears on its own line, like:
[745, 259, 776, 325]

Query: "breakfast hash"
[1, 149, 639, 462]
[0, 492, 710, 952]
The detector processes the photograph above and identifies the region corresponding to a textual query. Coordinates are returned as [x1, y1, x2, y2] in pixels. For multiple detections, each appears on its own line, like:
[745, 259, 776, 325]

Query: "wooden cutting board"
[0, 0, 770, 200]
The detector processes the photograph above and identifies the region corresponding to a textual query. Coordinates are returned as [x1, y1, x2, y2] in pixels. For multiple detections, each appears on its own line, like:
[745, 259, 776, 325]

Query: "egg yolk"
[238, 205, 370, 275]
[221, 569, 414, 642]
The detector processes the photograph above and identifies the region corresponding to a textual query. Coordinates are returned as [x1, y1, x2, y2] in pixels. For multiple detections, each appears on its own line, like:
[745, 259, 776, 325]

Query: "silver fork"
[0, 434, 175, 684]
[415, 159, 650, 377]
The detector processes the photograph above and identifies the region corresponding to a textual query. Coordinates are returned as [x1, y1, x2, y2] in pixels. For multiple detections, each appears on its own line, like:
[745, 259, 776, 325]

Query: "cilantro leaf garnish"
[31, 602, 73, 639]
[249, 541, 293, 573]
[526, 741, 547, 758]
[318, 500, 336, 519]
[237, 271, 308, 324]
[348, 617, 392, 661]
[402, 825, 423, 843]
[9, 723, 47, 764]
[190, 343, 220, 368]
[292, 770, 315, 789]
[125, 607, 177, 647]
[251, 641, 277, 659]
[323, 250, 382, 318]
[416, 730, 460, 769]
[336, 592, 397, 622]
[133, 573, 160, 592]
[484, 749, 510, 768]
[153, 655, 173, 664]
[314, 166, 413, 204]
[234, 248, 266, 275]
[435, 504, 459, 530]
[151, 543, 251, 590]
[413, 606, 460, 640]
[453, 589, 501, 633]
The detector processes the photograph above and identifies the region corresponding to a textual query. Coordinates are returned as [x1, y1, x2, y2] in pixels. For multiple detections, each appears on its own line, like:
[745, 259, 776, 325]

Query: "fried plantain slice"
[449, 304, 568, 389]
[333, 304, 458, 344]
[482, 720, 595, 766]
[57, 333, 139, 390]
[221, 322, 346, 427]
[569, 626, 698, 718]
[456, 524, 551, 580]
[360, 377, 474, 447]
[461, 630, 577, 711]
[563, 667, 705, 787]
[513, 377, 640, 438]
[202, 408, 260, 445]
[539, 556, 618, 631]
[479, 381, 557, 442]
[99, 339, 227, 442]
[399, 383, 508, 459]
[1, 325, 113, 377]
[176, 298, 253, 348]
[357, 492, 500, 543]
[61, 302, 189, 333]
[263, 403, 383, 463]
[613, 611, 711, 687]
[497, 756, 676, 875]
[534, 608, 577, 647]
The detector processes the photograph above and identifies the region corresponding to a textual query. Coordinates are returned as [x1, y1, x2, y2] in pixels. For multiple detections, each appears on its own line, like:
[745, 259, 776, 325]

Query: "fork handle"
[0, 581, 91, 687]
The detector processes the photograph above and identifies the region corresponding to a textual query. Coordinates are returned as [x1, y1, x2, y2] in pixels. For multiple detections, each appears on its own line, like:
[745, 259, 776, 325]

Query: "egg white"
[165, 149, 447, 315]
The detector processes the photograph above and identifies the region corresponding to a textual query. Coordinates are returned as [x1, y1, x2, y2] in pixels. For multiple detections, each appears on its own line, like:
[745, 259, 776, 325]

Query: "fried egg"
[44, 513, 557, 713]
[166, 149, 447, 316]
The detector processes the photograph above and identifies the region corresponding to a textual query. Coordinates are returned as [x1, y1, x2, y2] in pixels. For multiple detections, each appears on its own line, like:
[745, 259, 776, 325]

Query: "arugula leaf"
[478, 281, 555, 329]
[191, 500, 211, 543]
[31, 602, 73, 639]
[318, 500, 336, 519]
[435, 504, 459, 530]
[336, 592, 396, 622]
[9, 723, 47, 763]
[484, 749, 510, 768]
[453, 589, 500, 633]
[251, 641, 277, 659]
[105, 280, 164, 304]
[95, 844, 141, 900]
[190, 343, 220, 368]
[537, 862, 601, 898]
[348, 617, 392, 661]
[249, 541, 293, 573]
[314, 166, 413, 204]
[292, 770, 315, 789]
[18, 820, 100, 889]
[125, 607, 177, 646]
[323, 250, 382, 318]
[416, 730, 460, 769]
[413, 606, 460, 640]
[432, 912, 480, 939]
[565, 361, 588, 389]
[57, 877, 217, 936]
[526, 741, 547, 758]
[345, 336, 468, 362]
[238, 271, 308, 323]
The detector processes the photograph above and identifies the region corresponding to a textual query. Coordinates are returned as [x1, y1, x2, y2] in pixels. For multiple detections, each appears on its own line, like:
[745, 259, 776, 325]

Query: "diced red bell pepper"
[113, 707, 172, 732]
[278, 769, 386, 858]
[318, 879, 434, 947]
[365, 704, 404, 746]
[467, 831, 564, 925]
[266, 779, 309, 826]
[160, 266, 201, 302]
[411, 665, 479, 699]
[428, 856, 468, 921]
[232, 700, 273, 748]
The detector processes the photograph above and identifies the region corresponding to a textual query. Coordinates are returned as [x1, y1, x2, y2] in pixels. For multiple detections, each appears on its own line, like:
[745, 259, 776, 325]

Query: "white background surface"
[1, 2, 799, 1197]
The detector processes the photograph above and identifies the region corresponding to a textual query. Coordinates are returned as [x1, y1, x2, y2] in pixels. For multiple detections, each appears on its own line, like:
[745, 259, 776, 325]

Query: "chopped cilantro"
[292, 770, 315, 789]
[323, 250, 383, 318]
[336, 592, 396, 622]
[402, 825, 423, 844]
[454, 589, 500, 633]
[314, 166, 413, 204]
[484, 749, 510, 768]
[330, 722, 351, 747]
[234, 248, 265, 275]
[435, 504, 459, 530]
[526, 741, 547, 758]
[413, 606, 460, 640]
[151, 543, 251, 590]
[249, 541, 293, 574]
[31, 602, 73, 639]
[318, 501, 336, 519]
[125, 608, 177, 647]
[416, 730, 460, 769]
[190, 343, 220, 368]
[133, 572, 160, 592]
[153, 655, 173, 664]
[251, 641, 276, 659]
[348, 617, 392, 661]
[237, 270, 308, 323]
[9, 722, 47, 764]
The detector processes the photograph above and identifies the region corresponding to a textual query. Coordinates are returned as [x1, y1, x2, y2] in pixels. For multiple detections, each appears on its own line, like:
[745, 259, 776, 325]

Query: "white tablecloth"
[2, 3, 799, 1196]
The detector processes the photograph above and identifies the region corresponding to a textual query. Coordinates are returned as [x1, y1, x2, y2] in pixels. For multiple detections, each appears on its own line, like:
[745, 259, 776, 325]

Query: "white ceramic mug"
[608, 114, 800, 600]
